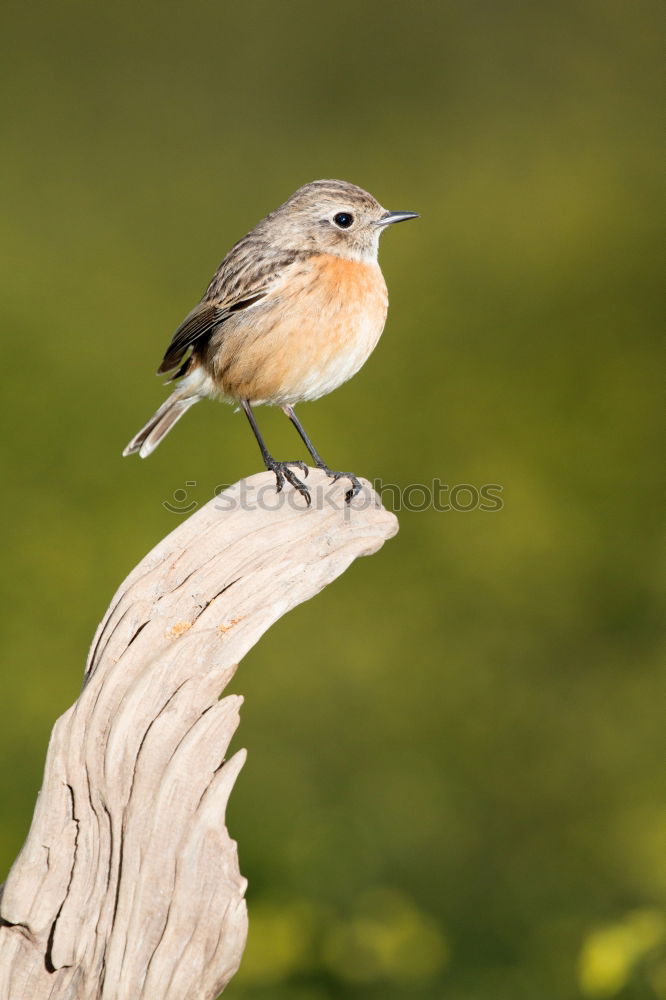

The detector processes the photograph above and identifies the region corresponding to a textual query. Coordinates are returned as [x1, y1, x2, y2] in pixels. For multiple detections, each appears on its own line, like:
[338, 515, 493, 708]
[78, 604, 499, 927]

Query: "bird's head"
[264, 179, 418, 261]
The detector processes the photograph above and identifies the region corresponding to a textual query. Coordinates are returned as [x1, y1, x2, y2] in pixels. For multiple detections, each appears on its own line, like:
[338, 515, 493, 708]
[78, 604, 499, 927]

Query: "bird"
[123, 179, 418, 504]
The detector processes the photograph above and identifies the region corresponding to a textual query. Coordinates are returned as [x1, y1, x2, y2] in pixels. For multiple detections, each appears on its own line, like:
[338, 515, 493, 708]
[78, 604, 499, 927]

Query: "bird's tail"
[122, 389, 200, 458]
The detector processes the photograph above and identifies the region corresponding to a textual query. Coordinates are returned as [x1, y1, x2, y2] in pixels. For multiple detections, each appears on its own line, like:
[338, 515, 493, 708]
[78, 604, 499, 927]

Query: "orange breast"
[211, 253, 389, 405]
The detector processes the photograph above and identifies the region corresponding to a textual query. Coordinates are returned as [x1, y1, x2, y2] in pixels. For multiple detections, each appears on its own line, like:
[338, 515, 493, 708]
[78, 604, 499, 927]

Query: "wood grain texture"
[0, 470, 397, 999]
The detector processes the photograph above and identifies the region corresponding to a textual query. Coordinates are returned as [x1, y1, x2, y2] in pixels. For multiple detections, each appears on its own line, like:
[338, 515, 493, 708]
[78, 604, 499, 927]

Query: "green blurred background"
[1, 1, 662, 997]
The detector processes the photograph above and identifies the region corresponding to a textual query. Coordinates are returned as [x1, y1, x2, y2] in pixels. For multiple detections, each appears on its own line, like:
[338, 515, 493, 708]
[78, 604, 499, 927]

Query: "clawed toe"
[268, 460, 311, 504]
[319, 467, 363, 504]
[290, 461, 309, 479]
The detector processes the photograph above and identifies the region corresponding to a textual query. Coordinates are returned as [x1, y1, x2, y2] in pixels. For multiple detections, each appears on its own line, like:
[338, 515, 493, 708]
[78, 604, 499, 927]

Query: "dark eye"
[333, 212, 354, 229]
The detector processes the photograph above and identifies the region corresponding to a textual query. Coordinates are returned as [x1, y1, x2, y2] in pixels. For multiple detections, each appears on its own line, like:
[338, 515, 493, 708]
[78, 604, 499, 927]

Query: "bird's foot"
[267, 459, 311, 505]
[317, 465, 363, 504]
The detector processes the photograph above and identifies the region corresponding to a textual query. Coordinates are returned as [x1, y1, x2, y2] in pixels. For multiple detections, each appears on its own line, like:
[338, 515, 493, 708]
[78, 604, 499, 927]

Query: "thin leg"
[241, 399, 310, 504]
[282, 404, 327, 466]
[282, 404, 362, 503]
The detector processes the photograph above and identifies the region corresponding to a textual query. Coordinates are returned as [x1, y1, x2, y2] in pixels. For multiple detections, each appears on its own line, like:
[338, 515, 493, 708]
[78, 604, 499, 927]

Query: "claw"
[266, 459, 311, 505]
[283, 466, 311, 506]
[318, 467, 363, 505]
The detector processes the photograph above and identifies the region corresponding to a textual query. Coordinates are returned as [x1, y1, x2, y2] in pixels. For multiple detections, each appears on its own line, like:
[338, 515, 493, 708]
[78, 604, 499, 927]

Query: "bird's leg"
[282, 404, 362, 503]
[241, 400, 310, 504]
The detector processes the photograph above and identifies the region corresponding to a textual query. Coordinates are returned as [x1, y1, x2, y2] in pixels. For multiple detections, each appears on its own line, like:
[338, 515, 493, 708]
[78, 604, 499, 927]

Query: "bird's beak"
[376, 210, 419, 227]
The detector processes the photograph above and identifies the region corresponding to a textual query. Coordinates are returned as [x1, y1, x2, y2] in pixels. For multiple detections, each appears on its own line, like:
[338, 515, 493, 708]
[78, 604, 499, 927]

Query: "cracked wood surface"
[0, 470, 398, 1000]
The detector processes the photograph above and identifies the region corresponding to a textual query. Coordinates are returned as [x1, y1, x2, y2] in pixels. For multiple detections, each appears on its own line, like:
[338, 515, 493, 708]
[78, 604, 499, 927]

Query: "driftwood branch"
[0, 470, 397, 1000]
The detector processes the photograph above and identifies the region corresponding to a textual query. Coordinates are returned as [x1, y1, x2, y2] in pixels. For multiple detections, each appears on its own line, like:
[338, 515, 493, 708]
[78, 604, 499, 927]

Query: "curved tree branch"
[0, 470, 397, 999]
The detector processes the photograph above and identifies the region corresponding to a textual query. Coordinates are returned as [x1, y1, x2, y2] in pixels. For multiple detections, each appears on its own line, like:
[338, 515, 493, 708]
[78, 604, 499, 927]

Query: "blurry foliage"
[578, 909, 666, 998]
[0, 1, 662, 997]
[235, 888, 447, 992]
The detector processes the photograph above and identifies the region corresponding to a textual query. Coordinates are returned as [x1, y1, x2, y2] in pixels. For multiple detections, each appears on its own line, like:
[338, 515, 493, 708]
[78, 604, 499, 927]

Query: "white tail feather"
[123, 392, 200, 458]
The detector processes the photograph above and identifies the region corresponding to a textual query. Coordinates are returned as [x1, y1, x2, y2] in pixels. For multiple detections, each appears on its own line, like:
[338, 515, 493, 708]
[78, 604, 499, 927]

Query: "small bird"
[123, 179, 417, 503]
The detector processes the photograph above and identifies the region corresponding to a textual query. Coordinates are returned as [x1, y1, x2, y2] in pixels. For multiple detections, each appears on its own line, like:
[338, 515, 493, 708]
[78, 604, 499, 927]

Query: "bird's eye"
[333, 212, 354, 229]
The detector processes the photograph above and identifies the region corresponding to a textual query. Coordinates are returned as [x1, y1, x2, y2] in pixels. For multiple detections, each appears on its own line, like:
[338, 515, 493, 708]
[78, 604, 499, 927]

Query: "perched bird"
[123, 179, 417, 503]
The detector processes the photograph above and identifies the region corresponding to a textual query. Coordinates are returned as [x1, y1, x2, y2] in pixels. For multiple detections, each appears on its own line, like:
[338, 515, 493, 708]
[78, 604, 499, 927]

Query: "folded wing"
[157, 293, 268, 378]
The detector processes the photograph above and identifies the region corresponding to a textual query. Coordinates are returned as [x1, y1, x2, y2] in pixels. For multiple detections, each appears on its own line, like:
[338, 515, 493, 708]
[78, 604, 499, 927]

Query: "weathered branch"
[0, 470, 397, 1000]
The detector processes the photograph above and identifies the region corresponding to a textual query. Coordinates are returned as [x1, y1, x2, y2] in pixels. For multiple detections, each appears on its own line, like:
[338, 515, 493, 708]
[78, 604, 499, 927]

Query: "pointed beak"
[376, 210, 419, 227]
